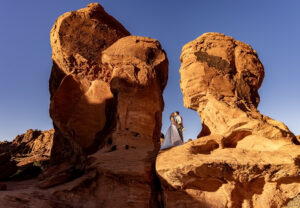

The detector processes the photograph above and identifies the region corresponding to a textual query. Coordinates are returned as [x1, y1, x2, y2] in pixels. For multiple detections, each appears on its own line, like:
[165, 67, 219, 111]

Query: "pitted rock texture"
[50, 3, 130, 86]
[49, 3, 130, 159]
[180, 32, 296, 143]
[156, 33, 300, 208]
[157, 138, 300, 208]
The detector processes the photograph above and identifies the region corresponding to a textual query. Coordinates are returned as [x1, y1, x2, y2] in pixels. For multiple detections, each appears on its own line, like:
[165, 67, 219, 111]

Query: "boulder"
[50, 3, 130, 83]
[179, 32, 295, 143]
[49, 3, 130, 164]
[156, 32, 300, 208]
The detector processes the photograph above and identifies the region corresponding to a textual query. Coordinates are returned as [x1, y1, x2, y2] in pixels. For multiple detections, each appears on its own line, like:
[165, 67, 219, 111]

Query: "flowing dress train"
[160, 124, 183, 150]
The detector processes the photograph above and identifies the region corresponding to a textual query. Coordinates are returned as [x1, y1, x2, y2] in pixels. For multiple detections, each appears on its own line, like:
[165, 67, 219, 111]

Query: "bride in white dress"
[161, 113, 183, 150]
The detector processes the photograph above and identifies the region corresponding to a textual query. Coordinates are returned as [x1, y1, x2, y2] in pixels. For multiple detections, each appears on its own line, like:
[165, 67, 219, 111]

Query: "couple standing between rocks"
[161, 111, 184, 150]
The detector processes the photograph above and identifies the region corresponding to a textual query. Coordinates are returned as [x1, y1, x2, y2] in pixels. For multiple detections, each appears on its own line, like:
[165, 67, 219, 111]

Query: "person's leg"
[178, 128, 183, 142]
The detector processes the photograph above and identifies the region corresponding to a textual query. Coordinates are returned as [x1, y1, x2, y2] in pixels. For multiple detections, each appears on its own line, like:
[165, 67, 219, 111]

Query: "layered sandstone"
[156, 33, 300, 208]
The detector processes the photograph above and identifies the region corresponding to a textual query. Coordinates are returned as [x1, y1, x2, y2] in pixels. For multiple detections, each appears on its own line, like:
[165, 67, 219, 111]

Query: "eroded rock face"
[156, 33, 300, 208]
[0, 4, 168, 208]
[0, 129, 53, 181]
[50, 3, 130, 87]
[49, 3, 130, 160]
[102, 36, 168, 148]
[0, 129, 53, 167]
[180, 32, 295, 143]
[157, 138, 300, 208]
[39, 36, 168, 207]
[87, 36, 167, 207]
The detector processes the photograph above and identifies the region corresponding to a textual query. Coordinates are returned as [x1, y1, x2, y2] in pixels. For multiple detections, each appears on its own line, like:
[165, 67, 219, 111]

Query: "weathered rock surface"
[1, 5, 298, 208]
[85, 35, 167, 207]
[179, 32, 296, 143]
[12, 129, 53, 166]
[0, 129, 53, 181]
[157, 137, 300, 208]
[49, 3, 130, 162]
[156, 33, 300, 208]
[0, 3, 167, 208]
[0, 129, 54, 167]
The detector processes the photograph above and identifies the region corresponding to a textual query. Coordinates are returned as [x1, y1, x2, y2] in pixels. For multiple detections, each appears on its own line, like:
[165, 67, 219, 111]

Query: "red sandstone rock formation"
[0, 3, 168, 208]
[49, 3, 130, 164]
[156, 33, 300, 208]
[38, 35, 168, 207]
[0, 129, 53, 181]
[1, 4, 298, 208]
[10, 129, 53, 166]
[179, 33, 295, 143]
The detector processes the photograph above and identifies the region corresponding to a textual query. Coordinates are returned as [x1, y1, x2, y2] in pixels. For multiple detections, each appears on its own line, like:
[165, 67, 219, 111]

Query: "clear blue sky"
[0, 0, 299, 141]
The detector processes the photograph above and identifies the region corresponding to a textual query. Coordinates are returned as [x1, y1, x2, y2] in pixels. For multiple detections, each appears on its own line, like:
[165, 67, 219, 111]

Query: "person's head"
[170, 113, 174, 120]
[175, 111, 179, 116]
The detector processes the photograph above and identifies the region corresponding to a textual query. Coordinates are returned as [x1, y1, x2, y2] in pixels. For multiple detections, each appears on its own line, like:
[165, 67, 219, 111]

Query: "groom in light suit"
[174, 111, 184, 142]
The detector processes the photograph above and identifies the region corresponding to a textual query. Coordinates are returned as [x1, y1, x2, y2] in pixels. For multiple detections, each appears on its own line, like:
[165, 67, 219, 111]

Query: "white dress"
[160, 123, 183, 150]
